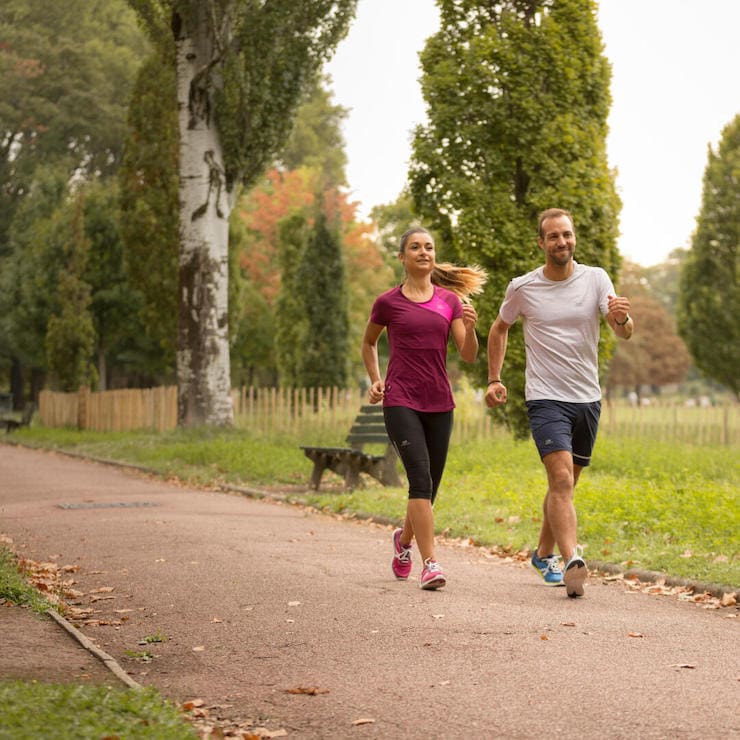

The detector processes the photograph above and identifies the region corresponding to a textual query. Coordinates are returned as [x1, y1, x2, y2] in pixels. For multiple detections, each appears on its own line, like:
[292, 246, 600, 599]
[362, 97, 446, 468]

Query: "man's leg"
[539, 451, 581, 562]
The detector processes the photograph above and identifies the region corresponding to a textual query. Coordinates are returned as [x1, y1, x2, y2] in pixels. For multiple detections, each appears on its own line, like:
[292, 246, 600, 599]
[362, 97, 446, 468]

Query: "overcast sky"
[325, 0, 739, 267]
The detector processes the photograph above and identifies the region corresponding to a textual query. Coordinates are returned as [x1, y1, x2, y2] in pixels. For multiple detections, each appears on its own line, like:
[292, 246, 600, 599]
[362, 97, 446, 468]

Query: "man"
[485, 208, 633, 597]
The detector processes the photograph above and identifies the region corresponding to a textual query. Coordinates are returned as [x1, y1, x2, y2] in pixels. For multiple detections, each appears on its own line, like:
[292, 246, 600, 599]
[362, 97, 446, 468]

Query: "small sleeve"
[597, 268, 617, 316]
[369, 294, 389, 326]
[498, 279, 521, 325]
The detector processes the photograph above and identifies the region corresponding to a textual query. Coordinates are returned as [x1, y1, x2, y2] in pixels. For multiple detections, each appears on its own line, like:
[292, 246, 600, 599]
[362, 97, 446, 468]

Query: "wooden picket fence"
[37, 385, 738, 446]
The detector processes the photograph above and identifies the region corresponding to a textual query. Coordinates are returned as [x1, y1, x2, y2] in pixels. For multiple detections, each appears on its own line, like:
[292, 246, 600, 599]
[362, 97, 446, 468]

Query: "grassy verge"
[0, 547, 197, 739]
[6, 425, 740, 588]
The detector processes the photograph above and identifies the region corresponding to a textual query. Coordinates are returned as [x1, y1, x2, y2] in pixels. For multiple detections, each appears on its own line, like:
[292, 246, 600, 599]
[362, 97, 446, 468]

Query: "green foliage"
[280, 76, 349, 187]
[0, 169, 69, 371]
[297, 207, 349, 388]
[275, 213, 311, 385]
[0, 682, 197, 739]
[0, 0, 148, 252]
[214, 0, 359, 190]
[118, 43, 180, 373]
[409, 0, 621, 436]
[677, 114, 739, 398]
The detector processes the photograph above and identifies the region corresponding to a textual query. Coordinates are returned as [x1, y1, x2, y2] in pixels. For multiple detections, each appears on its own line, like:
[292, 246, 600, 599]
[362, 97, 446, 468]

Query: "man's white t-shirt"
[498, 262, 615, 403]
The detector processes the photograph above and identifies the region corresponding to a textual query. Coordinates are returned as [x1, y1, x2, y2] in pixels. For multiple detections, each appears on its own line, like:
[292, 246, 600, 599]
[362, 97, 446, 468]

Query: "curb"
[46, 608, 142, 690]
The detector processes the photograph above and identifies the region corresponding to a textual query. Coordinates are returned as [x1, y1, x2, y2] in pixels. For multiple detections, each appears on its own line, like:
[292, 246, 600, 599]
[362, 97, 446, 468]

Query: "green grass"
[7, 425, 740, 587]
[0, 682, 196, 740]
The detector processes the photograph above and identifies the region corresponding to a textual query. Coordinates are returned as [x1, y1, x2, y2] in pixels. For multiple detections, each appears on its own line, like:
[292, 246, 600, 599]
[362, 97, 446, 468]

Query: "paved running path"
[1, 444, 738, 738]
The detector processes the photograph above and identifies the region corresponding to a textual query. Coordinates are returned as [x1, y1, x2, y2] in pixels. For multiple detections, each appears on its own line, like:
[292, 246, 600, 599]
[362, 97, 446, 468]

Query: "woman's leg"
[383, 407, 436, 560]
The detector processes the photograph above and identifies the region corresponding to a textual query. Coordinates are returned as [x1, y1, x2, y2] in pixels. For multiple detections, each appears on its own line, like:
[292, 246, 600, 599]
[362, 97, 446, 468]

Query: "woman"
[361, 227, 486, 589]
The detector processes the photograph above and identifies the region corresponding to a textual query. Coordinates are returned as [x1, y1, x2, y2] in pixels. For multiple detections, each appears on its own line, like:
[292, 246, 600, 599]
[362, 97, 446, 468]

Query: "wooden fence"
[38, 385, 739, 446]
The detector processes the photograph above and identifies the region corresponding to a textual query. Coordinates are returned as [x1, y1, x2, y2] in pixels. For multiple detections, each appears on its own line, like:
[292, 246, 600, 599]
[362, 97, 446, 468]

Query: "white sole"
[564, 561, 587, 598]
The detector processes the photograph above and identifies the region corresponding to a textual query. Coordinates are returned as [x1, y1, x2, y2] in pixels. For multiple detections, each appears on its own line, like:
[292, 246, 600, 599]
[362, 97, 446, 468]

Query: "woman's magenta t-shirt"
[369, 285, 463, 412]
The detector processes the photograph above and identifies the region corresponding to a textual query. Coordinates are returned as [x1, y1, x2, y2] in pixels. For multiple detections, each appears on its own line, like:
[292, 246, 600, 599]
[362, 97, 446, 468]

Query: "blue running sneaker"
[563, 546, 587, 598]
[531, 549, 564, 586]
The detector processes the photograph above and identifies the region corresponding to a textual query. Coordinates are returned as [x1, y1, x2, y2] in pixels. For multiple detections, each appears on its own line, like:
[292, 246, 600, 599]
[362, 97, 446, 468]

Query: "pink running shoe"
[391, 528, 413, 579]
[420, 558, 446, 590]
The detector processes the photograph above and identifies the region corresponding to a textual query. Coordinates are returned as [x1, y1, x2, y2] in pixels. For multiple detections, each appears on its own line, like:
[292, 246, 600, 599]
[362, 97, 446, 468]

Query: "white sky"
[325, 0, 740, 267]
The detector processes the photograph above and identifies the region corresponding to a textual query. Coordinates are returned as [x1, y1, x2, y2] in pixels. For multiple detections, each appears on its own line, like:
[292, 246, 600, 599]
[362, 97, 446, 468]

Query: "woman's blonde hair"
[431, 262, 488, 301]
[399, 227, 488, 301]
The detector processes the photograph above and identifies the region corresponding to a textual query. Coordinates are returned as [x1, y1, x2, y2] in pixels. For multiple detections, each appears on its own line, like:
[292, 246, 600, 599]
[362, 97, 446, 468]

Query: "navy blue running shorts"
[525, 399, 602, 467]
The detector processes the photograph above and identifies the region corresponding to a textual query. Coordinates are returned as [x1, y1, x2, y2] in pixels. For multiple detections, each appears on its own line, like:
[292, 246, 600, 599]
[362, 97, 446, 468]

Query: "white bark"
[174, 12, 234, 427]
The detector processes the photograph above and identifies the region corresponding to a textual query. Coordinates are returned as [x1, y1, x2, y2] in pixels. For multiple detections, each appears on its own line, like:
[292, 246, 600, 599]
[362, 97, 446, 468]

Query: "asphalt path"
[0, 444, 738, 739]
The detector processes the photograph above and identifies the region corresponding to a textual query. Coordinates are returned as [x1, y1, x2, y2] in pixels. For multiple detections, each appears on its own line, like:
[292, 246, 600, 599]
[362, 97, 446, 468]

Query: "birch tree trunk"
[173, 6, 234, 427]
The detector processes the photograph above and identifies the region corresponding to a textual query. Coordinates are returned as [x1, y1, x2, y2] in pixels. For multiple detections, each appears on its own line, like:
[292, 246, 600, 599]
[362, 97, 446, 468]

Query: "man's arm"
[484, 315, 512, 408]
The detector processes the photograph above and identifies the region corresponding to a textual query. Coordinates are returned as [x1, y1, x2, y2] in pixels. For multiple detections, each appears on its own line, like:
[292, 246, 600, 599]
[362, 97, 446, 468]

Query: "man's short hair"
[537, 208, 575, 239]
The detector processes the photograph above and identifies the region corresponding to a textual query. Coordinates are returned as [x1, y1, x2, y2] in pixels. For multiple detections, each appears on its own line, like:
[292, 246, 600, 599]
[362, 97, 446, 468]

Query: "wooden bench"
[1, 402, 36, 433]
[300, 404, 401, 491]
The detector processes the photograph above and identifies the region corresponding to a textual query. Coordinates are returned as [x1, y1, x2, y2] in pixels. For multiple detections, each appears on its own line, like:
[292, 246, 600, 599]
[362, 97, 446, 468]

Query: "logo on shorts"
[544, 438, 553, 446]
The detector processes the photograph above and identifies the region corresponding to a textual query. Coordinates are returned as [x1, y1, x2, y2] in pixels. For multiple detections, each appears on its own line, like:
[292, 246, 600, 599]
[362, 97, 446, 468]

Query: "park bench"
[300, 404, 401, 491]
[1, 402, 36, 433]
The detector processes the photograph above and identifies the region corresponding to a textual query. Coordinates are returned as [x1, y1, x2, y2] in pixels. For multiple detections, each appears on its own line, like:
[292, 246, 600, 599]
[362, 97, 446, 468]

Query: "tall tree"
[118, 43, 180, 373]
[45, 195, 98, 392]
[677, 114, 739, 399]
[296, 203, 349, 388]
[409, 0, 620, 437]
[126, 0, 357, 427]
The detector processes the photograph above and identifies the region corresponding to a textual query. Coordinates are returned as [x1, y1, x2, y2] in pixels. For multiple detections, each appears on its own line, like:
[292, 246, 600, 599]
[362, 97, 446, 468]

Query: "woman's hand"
[368, 380, 385, 404]
[462, 303, 478, 332]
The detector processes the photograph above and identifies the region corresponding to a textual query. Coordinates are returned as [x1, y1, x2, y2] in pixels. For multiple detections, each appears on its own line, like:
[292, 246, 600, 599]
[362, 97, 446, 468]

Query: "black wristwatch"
[615, 314, 631, 326]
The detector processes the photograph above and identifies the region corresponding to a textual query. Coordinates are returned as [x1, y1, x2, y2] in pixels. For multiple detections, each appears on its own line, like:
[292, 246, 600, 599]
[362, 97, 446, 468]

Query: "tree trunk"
[173, 6, 234, 427]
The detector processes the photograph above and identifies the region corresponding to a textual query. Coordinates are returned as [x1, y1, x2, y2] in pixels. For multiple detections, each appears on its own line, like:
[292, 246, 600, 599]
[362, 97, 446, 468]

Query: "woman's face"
[400, 231, 435, 273]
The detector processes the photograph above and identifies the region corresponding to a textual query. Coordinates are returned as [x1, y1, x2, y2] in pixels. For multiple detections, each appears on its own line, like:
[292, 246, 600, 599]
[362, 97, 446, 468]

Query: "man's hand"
[607, 294, 631, 325]
[484, 381, 507, 408]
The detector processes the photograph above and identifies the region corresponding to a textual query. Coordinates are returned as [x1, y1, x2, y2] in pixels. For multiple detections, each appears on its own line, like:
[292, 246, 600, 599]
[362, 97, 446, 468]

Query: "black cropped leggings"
[383, 406, 453, 504]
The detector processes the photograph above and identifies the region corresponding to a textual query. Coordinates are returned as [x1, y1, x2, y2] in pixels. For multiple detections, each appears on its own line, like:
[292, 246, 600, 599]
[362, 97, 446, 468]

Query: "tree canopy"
[409, 0, 620, 437]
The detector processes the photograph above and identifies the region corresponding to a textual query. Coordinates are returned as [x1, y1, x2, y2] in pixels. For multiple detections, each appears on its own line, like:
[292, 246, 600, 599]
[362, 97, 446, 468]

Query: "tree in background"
[0, 0, 147, 405]
[274, 213, 310, 386]
[409, 0, 620, 437]
[678, 114, 739, 399]
[235, 79, 394, 387]
[45, 195, 98, 392]
[126, 0, 357, 427]
[296, 204, 349, 389]
[118, 43, 180, 375]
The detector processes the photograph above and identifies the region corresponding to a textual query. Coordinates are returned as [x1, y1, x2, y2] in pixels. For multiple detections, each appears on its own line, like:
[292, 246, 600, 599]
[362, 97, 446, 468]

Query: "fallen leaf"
[539, 634, 549, 641]
[432, 614, 444, 620]
[285, 687, 329, 695]
[192, 645, 206, 652]
[560, 621, 576, 627]
[182, 699, 205, 710]
[287, 601, 301, 607]
[628, 632, 644, 638]
[669, 663, 696, 669]
[352, 718, 375, 726]
[211, 617, 223, 623]
[720, 592, 737, 607]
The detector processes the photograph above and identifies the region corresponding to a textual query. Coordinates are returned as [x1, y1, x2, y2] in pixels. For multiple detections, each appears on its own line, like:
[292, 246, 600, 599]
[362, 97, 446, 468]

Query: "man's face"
[538, 215, 576, 266]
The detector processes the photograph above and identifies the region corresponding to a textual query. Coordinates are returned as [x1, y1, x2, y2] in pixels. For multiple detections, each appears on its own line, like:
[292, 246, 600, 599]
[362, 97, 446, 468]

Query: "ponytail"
[431, 263, 488, 301]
